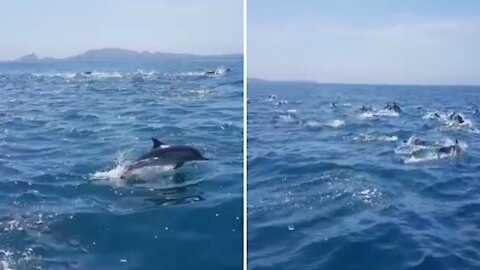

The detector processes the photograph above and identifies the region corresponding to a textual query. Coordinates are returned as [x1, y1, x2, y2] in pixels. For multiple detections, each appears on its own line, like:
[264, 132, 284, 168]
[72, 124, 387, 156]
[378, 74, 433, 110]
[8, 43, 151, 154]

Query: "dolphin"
[437, 139, 462, 156]
[359, 105, 373, 112]
[448, 112, 465, 124]
[384, 102, 402, 113]
[122, 138, 208, 178]
[204, 70, 216, 75]
[204, 69, 226, 76]
[269, 94, 278, 100]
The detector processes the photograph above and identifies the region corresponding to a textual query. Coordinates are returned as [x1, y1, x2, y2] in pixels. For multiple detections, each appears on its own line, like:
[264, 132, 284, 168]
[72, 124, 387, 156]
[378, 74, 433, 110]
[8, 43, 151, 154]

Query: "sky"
[0, 0, 243, 60]
[248, 0, 480, 85]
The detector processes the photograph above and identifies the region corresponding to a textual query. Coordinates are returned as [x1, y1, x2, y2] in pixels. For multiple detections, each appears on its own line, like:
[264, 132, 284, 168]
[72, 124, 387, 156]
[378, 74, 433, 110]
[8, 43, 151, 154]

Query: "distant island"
[6, 48, 242, 63]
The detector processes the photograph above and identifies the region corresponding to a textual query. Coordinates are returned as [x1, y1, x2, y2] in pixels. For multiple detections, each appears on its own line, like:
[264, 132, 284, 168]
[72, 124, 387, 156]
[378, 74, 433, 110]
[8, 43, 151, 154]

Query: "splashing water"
[90, 153, 176, 183]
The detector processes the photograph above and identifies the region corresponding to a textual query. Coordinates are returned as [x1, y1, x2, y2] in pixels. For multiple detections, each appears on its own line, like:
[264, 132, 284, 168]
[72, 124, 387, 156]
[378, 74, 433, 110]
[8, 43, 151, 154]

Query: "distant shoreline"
[2, 48, 243, 63]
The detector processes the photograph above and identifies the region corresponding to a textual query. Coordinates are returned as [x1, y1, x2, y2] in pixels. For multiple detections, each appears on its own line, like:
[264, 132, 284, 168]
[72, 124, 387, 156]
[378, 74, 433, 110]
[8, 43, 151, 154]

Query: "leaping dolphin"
[122, 138, 208, 179]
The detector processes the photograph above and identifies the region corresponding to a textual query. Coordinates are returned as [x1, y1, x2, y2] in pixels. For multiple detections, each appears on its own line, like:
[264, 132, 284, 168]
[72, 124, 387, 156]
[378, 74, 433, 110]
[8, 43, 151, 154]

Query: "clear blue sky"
[0, 0, 243, 60]
[248, 0, 480, 85]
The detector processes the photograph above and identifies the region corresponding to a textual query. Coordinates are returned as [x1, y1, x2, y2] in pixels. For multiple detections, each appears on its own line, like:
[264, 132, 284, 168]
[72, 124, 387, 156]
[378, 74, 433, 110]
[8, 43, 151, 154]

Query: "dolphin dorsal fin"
[455, 139, 458, 145]
[151, 138, 165, 149]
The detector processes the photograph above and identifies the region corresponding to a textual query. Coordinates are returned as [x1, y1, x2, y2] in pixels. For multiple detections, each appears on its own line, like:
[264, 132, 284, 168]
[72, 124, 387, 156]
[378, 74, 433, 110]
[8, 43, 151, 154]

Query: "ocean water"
[0, 58, 243, 269]
[247, 80, 480, 270]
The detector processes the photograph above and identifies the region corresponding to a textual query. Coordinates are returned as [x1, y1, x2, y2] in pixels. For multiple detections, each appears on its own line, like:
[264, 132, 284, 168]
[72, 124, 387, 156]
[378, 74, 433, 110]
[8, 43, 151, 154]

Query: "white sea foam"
[358, 109, 399, 119]
[326, 119, 345, 128]
[90, 71, 123, 78]
[353, 133, 398, 142]
[377, 109, 400, 117]
[332, 102, 351, 107]
[134, 69, 156, 78]
[277, 114, 297, 123]
[306, 119, 345, 129]
[90, 163, 130, 182]
[169, 67, 226, 78]
[306, 120, 322, 128]
[124, 164, 176, 180]
[174, 71, 205, 77]
[402, 152, 440, 164]
[0, 250, 14, 270]
[213, 67, 228, 75]
[189, 89, 215, 95]
[0, 247, 36, 270]
[358, 111, 376, 119]
[33, 71, 125, 80]
[90, 150, 176, 183]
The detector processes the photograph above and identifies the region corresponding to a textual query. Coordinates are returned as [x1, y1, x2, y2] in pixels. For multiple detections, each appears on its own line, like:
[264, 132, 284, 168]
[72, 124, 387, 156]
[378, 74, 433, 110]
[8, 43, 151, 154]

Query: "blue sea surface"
[247, 80, 480, 270]
[0, 58, 243, 269]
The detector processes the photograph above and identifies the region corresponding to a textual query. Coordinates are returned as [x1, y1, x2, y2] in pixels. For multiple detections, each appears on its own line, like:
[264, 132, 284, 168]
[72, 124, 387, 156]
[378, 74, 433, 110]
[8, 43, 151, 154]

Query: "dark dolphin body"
[437, 139, 461, 155]
[122, 138, 208, 178]
[384, 102, 402, 113]
[204, 68, 230, 76]
[359, 105, 373, 112]
[449, 112, 465, 124]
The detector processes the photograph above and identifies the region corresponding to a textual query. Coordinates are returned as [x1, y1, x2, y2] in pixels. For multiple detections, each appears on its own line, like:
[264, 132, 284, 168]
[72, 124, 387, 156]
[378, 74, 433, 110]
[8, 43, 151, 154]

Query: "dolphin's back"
[121, 142, 207, 178]
[136, 145, 196, 161]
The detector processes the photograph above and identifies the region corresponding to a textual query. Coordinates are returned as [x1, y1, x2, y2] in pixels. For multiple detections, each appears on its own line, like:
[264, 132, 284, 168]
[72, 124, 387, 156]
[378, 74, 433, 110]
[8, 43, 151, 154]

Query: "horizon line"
[248, 77, 480, 88]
